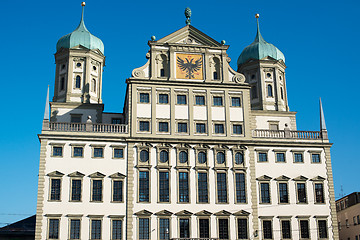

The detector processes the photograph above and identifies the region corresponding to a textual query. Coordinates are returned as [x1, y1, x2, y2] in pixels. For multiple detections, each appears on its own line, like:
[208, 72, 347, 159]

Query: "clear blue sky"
[1, 0, 359, 226]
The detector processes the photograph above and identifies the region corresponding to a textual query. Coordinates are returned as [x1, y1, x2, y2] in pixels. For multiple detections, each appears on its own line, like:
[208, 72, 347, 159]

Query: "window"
[213, 71, 218, 80]
[160, 68, 165, 77]
[195, 95, 205, 105]
[269, 123, 279, 130]
[159, 150, 169, 163]
[235, 173, 246, 203]
[177, 122, 187, 133]
[267, 84, 273, 97]
[112, 220, 122, 240]
[179, 219, 190, 238]
[71, 179, 82, 201]
[279, 183, 289, 203]
[213, 96, 223, 106]
[177, 95, 187, 104]
[196, 123, 206, 133]
[112, 118, 122, 124]
[251, 86, 257, 99]
[237, 218, 248, 239]
[50, 179, 61, 201]
[318, 220, 328, 238]
[258, 152, 268, 162]
[159, 218, 170, 240]
[346, 219, 349, 227]
[276, 153, 285, 162]
[179, 151, 188, 163]
[139, 93, 150, 103]
[53, 146, 63, 157]
[159, 94, 169, 104]
[233, 124, 243, 135]
[93, 148, 103, 158]
[198, 172, 208, 203]
[281, 87, 284, 99]
[263, 220, 273, 239]
[114, 148, 124, 159]
[217, 172, 228, 203]
[216, 152, 225, 164]
[260, 183, 270, 203]
[76, 62, 82, 67]
[92, 180, 102, 202]
[139, 150, 149, 162]
[235, 152, 244, 165]
[73, 147, 83, 157]
[179, 172, 189, 202]
[297, 183, 307, 203]
[75, 75, 81, 88]
[69, 219, 81, 239]
[159, 172, 169, 202]
[61, 64, 66, 70]
[312, 153, 321, 163]
[91, 219, 102, 240]
[294, 153, 303, 163]
[139, 171, 149, 202]
[218, 219, 229, 239]
[93, 66, 97, 71]
[315, 183, 324, 203]
[281, 220, 291, 239]
[199, 219, 210, 238]
[48, 219, 59, 239]
[158, 122, 169, 132]
[198, 151, 207, 164]
[139, 218, 150, 240]
[91, 78, 96, 92]
[60, 77, 65, 91]
[112, 180, 123, 202]
[232, 97, 241, 107]
[300, 220, 309, 238]
[71, 115, 81, 123]
[214, 124, 225, 134]
[139, 121, 150, 132]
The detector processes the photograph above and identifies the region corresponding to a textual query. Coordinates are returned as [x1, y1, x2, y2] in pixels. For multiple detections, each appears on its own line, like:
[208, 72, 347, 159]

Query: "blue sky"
[0, 0, 359, 226]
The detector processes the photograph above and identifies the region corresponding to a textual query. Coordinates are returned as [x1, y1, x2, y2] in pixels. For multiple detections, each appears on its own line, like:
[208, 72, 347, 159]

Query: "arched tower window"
[158, 54, 168, 78]
[92, 78, 96, 93]
[60, 77, 65, 91]
[281, 87, 284, 100]
[251, 85, 258, 99]
[212, 57, 220, 80]
[267, 84, 273, 97]
[75, 75, 81, 88]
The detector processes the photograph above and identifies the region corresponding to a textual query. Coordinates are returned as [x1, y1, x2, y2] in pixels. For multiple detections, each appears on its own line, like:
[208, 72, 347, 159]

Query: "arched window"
[281, 87, 284, 100]
[158, 54, 168, 78]
[159, 150, 169, 163]
[92, 78, 96, 92]
[235, 152, 244, 165]
[198, 151, 207, 164]
[251, 86, 257, 99]
[60, 77, 65, 91]
[140, 150, 149, 162]
[179, 151, 188, 163]
[216, 152, 225, 164]
[267, 84, 273, 97]
[212, 57, 220, 80]
[75, 75, 81, 88]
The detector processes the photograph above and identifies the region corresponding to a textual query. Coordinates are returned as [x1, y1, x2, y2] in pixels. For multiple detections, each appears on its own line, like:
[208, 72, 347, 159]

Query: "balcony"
[43, 121, 128, 133]
[252, 129, 323, 140]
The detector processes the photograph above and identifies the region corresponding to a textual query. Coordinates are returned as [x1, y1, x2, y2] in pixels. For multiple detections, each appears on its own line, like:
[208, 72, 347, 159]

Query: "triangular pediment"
[157, 25, 222, 47]
[47, 171, 64, 177]
[233, 210, 251, 216]
[195, 210, 212, 216]
[214, 210, 232, 216]
[293, 175, 308, 181]
[134, 210, 153, 216]
[155, 210, 173, 216]
[68, 171, 85, 177]
[275, 175, 290, 181]
[88, 172, 106, 178]
[109, 172, 126, 179]
[311, 176, 325, 181]
[175, 210, 193, 216]
[256, 175, 272, 181]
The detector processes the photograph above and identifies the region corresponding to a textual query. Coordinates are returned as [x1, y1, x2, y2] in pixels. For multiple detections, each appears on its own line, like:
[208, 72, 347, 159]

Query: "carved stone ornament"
[226, 57, 231, 62]
[263, 68, 274, 73]
[233, 73, 245, 83]
[145, 52, 150, 59]
[132, 70, 145, 78]
[73, 57, 85, 61]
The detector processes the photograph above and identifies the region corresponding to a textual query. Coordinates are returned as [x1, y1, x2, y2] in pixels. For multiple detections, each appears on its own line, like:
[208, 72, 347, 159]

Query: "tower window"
[266, 73, 271, 78]
[213, 71, 218, 80]
[92, 78, 96, 92]
[61, 64, 66, 70]
[267, 85, 273, 97]
[216, 152, 225, 164]
[75, 76, 81, 88]
[179, 151, 188, 163]
[160, 68, 165, 77]
[251, 74, 256, 80]
[76, 62, 82, 67]
[60, 77, 65, 91]
[93, 66, 97, 71]
[281, 87, 284, 100]
[251, 86, 258, 99]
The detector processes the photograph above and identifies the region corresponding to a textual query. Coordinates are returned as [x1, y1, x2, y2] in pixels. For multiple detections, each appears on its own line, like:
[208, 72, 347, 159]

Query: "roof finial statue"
[185, 7, 191, 25]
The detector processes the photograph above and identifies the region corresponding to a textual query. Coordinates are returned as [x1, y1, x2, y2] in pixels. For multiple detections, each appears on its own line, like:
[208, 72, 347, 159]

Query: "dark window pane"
[213, 71, 218, 80]
[215, 124, 225, 134]
[294, 153, 303, 162]
[198, 172, 208, 203]
[139, 218, 149, 240]
[198, 151, 207, 164]
[91, 220, 101, 240]
[260, 183, 270, 203]
[114, 149, 124, 158]
[139, 171, 149, 202]
[267, 84, 273, 97]
[297, 183, 307, 203]
[216, 152, 225, 164]
[300, 220, 309, 238]
[217, 173, 227, 203]
[112, 220, 122, 240]
[50, 179, 61, 201]
[53, 147, 62, 156]
[312, 154, 320, 163]
[236, 173, 246, 203]
[113, 180, 123, 202]
[318, 220, 328, 238]
[279, 183, 289, 203]
[281, 220, 291, 239]
[259, 152, 267, 162]
[195, 96, 205, 105]
[73, 147, 83, 157]
[160, 68, 165, 77]
[139, 121, 150, 131]
[159, 94, 169, 104]
[48, 219, 59, 239]
[263, 220, 273, 239]
[315, 183, 324, 203]
[159, 122, 169, 132]
[196, 123, 206, 133]
[276, 153, 285, 162]
[233, 124, 243, 134]
[199, 218, 210, 238]
[159, 150, 169, 163]
[111, 118, 122, 124]
[237, 218, 248, 239]
[179, 219, 190, 238]
[177, 95, 187, 104]
[177, 123, 187, 133]
[159, 172, 169, 202]
[93, 148, 103, 158]
[140, 150, 149, 162]
[140, 93, 149, 103]
[235, 152, 244, 165]
[70, 219, 81, 239]
[179, 151, 188, 163]
[179, 172, 189, 202]
[75, 76, 81, 88]
[218, 219, 229, 239]
[213, 96, 223, 106]
[92, 180, 102, 201]
[159, 218, 170, 240]
[71, 179, 81, 201]
[232, 97, 241, 107]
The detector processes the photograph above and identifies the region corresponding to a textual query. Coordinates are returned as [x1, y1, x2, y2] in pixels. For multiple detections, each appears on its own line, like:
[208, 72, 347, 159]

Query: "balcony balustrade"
[45, 121, 128, 133]
[252, 129, 322, 140]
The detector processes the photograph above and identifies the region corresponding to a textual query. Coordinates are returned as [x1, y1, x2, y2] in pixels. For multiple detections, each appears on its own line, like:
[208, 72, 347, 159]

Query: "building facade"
[35, 4, 339, 240]
[336, 192, 360, 240]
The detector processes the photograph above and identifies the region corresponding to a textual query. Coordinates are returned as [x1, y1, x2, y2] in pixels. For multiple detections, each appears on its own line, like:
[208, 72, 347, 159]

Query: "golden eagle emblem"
[177, 55, 203, 79]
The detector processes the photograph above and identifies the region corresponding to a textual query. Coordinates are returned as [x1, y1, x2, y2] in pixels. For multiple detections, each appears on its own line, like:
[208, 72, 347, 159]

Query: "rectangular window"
[263, 220, 273, 239]
[179, 219, 190, 238]
[195, 95, 205, 105]
[260, 183, 270, 203]
[231, 97, 241, 107]
[53, 146, 63, 157]
[71, 179, 82, 201]
[71, 115, 81, 123]
[159, 172, 169, 202]
[48, 219, 59, 239]
[70, 219, 81, 239]
[294, 153, 303, 163]
[213, 71, 218, 80]
[315, 183, 324, 203]
[177, 95, 187, 104]
[158, 122, 169, 132]
[139, 218, 150, 240]
[199, 219, 210, 238]
[139, 121, 150, 132]
[92, 180, 102, 202]
[312, 153, 321, 163]
[159, 218, 170, 240]
[318, 220, 328, 238]
[297, 183, 307, 203]
[114, 148, 124, 159]
[91, 220, 101, 240]
[139, 171, 150, 202]
[237, 218, 248, 239]
[213, 96, 223, 106]
[233, 124, 243, 135]
[196, 123, 206, 133]
[300, 220, 309, 238]
[179, 172, 189, 202]
[112, 220, 122, 240]
[279, 183, 289, 203]
[258, 152, 268, 162]
[93, 148, 103, 158]
[215, 124, 225, 134]
[198, 172, 208, 203]
[139, 93, 150, 103]
[281, 220, 291, 239]
[276, 153, 285, 162]
[73, 147, 83, 157]
[177, 123, 188, 133]
[218, 219, 229, 239]
[111, 118, 122, 124]
[217, 173, 227, 203]
[50, 179, 61, 201]
[113, 180, 123, 202]
[159, 94, 169, 104]
[235, 173, 246, 203]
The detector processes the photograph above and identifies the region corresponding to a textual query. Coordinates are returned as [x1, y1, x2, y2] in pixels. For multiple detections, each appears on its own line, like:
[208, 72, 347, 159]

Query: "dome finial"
[76, 2, 88, 31]
[254, 13, 264, 43]
[185, 7, 192, 25]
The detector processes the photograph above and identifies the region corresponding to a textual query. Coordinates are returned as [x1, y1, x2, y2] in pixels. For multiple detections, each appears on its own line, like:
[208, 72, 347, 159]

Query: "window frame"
[293, 152, 304, 163]
[49, 177, 62, 202]
[194, 95, 206, 106]
[176, 94, 187, 105]
[259, 181, 271, 204]
[112, 179, 124, 203]
[158, 93, 169, 104]
[234, 171, 247, 204]
[232, 123, 243, 135]
[214, 123, 225, 135]
[92, 146, 105, 159]
[257, 151, 268, 162]
[158, 217, 171, 240]
[90, 218, 102, 240]
[310, 152, 321, 164]
[72, 145, 84, 158]
[113, 147, 125, 159]
[262, 219, 273, 239]
[90, 178, 104, 202]
[218, 217, 230, 239]
[197, 170, 209, 203]
[47, 218, 60, 239]
[280, 218, 292, 239]
[195, 122, 207, 134]
[68, 218, 81, 240]
[179, 218, 191, 238]
[69, 178, 82, 202]
[317, 219, 328, 239]
[198, 217, 211, 238]
[110, 218, 123, 240]
[51, 145, 64, 157]
[298, 219, 310, 239]
[231, 96, 241, 107]
[216, 171, 228, 203]
[138, 119, 151, 133]
[313, 181, 325, 204]
[275, 151, 286, 163]
[158, 170, 170, 203]
[139, 92, 150, 104]
[138, 170, 150, 203]
[158, 121, 170, 133]
[278, 182, 289, 204]
[296, 181, 308, 204]
[138, 217, 151, 240]
[177, 121, 188, 134]
[212, 96, 224, 106]
[178, 170, 190, 203]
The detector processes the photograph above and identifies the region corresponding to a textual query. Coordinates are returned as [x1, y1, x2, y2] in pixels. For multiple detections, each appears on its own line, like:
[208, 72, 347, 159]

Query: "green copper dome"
[56, 5, 104, 54]
[237, 18, 284, 66]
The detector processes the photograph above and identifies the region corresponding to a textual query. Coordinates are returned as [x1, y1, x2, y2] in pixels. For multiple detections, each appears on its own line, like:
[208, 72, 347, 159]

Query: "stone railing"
[46, 121, 128, 133]
[252, 129, 322, 140]
[171, 239, 222, 240]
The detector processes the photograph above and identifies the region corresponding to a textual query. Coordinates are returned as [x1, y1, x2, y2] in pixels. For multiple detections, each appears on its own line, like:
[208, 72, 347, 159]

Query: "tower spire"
[319, 98, 327, 130]
[75, 2, 88, 32]
[254, 13, 265, 43]
[43, 85, 50, 120]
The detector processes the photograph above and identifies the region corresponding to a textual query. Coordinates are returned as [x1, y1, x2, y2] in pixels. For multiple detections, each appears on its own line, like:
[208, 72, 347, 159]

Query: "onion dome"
[237, 14, 284, 66]
[56, 2, 104, 54]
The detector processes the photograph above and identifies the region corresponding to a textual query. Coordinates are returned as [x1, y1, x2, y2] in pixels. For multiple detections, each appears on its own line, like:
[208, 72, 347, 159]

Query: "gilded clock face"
[176, 53, 203, 80]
